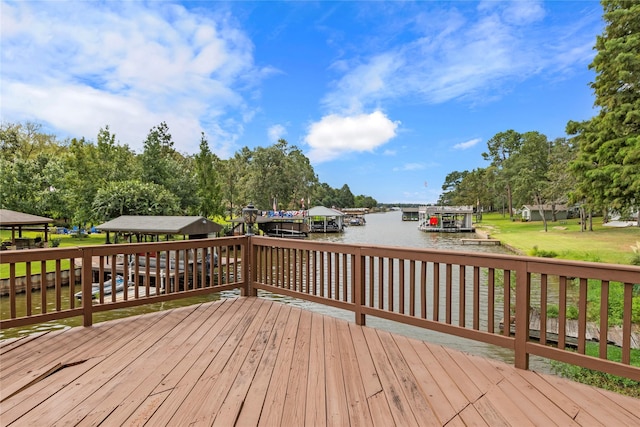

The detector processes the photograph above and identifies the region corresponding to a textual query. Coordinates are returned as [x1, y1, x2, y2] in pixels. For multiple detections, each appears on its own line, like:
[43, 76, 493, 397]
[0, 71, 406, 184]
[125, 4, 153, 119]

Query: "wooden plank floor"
[1, 297, 639, 426]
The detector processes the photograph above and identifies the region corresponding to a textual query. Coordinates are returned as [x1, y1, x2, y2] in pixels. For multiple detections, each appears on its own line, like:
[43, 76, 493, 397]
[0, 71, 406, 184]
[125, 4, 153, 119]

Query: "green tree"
[511, 132, 552, 230]
[245, 139, 317, 211]
[482, 130, 523, 220]
[439, 171, 469, 205]
[569, 1, 640, 224]
[194, 133, 224, 218]
[354, 195, 378, 209]
[92, 180, 180, 220]
[335, 184, 355, 208]
[138, 122, 197, 212]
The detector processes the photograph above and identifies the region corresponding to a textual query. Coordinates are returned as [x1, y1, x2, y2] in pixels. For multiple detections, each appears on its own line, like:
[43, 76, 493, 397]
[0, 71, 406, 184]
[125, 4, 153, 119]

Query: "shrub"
[529, 245, 558, 258]
[50, 238, 61, 248]
[631, 241, 640, 266]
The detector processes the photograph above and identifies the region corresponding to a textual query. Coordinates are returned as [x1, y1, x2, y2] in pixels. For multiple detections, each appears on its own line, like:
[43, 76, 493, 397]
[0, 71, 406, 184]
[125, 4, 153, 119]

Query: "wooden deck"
[1, 297, 639, 426]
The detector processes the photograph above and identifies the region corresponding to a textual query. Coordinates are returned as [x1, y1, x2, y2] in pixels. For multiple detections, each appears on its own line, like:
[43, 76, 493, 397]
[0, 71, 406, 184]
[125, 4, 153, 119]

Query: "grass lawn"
[475, 213, 640, 265]
[0, 232, 109, 278]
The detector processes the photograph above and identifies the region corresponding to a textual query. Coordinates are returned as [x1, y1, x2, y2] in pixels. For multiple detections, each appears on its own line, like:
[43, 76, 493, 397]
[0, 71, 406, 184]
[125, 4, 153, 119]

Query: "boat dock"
[3, 297, 639, 426]
[503, 309, 640, 349]
[461, 238, 501, 245]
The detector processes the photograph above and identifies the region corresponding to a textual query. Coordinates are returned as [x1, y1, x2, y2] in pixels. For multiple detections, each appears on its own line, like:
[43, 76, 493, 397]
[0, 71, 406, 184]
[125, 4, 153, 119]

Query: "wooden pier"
[2, 297, 639, 426]
[461, 238, 501, 245]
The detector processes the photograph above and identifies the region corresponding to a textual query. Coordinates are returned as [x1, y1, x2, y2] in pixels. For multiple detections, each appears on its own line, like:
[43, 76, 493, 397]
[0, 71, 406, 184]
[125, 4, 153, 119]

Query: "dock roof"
[0, 209, 53, 226]
[96, 215, 222, 235]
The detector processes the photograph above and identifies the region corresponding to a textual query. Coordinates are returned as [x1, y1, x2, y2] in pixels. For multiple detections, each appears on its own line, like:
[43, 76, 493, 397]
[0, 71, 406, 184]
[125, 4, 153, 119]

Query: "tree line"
[438, 0, 639, 230]
[0, 121, 378, 228]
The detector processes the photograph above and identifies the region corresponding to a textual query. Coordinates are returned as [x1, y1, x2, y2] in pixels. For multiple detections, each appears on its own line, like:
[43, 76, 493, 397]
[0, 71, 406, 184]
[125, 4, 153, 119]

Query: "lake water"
[1, 210, 553, 373]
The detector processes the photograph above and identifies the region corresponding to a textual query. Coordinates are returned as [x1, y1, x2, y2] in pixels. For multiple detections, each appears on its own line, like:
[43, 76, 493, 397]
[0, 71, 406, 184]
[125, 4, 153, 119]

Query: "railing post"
[514, 260, 530, 370]
[354, 248, 365, 325]
[243, 236, 257, 297]
[82, 247, 94, 327]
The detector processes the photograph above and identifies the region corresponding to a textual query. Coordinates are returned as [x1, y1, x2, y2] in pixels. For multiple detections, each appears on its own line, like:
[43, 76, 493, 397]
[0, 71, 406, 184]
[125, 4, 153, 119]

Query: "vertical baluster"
[378, 257, 384, 310]
[488, 268, 495, 333]
[311, 251, 317, 295]
[40, 260, 47, 313]
[503, 270, 511, 337]
[558, 276, 567, 350]
[622, 282, 632, 365]
[540, 274, 548, 345]
[578, 278, 588, 354]
[399, 259, 405, 314]
[459, 265, 465, 327]
[319, 251, 325, 298]
[599, 280, 609, 359]
[433, 262, 440, 321]
[55, 259, 62, 311]
[26, 262, 33, 315]
[420, 261, 427, 319]
[10, 263, 17, 318]
[446, 263, 452, 324]
[368, 256, 375, 307]
[388, 258, 394, 312]
[473, 266, 479, 330]
[409, 260, 416, 317]
[111, 255, 119, 301]
[349, 253, 355, 303]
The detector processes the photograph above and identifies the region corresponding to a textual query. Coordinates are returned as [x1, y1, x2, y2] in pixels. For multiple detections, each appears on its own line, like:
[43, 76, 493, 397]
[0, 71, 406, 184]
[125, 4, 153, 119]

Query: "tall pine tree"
[569, 1, 640, 222]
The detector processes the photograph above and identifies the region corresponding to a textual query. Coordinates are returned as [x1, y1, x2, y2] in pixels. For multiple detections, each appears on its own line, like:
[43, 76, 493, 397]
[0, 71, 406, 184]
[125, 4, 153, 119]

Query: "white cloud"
[305, 111, 399, 163]
[322, 1, 595, 113]
[0, 1, 262, 155]
[268, 124, 287, 142]
[393, 163, 426, 172]
[453, 138, 481, 150]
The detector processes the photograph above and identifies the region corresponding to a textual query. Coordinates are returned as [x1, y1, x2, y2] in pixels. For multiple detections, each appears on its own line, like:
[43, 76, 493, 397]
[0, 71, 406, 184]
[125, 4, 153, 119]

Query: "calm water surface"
[2, 210, 553, 373]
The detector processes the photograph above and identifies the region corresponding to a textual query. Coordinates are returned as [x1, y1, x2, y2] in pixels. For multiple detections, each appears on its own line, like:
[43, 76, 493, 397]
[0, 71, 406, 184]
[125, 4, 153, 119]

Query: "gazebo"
[0, 209, 53, 249]
[96, 216, 223, 243]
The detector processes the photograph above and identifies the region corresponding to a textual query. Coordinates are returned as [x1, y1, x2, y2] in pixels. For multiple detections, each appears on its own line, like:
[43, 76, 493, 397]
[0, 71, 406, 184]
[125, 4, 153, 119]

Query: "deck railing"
[0, 236, 247, 329]
[1, 236, 638, 381]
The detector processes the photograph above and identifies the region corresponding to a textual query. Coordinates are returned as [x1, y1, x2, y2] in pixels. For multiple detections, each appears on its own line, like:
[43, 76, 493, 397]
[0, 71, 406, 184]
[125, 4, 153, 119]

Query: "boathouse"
[341, 208, 368, 226]
[257, 211, 308, 238]
[401, 207, 419, 221]
[307, 206, 345, 233]
[418, 205, 474, 232]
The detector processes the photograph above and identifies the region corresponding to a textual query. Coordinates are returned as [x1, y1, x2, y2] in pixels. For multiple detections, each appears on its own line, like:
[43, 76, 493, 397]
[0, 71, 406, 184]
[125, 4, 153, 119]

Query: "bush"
[50, 238, 61, 247]
[550, 343, 640, 398]
[529, 245, 558, 258]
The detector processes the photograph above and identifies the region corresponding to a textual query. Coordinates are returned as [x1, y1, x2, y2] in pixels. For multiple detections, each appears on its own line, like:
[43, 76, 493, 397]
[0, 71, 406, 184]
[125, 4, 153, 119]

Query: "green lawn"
[475, 213, 640, 265]
[0, 232, 108, 278]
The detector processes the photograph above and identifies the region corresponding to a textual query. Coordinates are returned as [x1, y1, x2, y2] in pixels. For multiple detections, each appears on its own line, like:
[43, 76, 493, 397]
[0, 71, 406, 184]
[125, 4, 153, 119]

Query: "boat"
[265, 229, 308, 239]
[110, 286, 158, 302]
[74, 275, 134, 300]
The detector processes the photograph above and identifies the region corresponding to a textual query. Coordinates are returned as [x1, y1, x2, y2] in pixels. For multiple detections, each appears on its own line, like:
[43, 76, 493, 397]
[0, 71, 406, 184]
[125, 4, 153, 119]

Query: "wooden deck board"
[2, 297, 639, 426]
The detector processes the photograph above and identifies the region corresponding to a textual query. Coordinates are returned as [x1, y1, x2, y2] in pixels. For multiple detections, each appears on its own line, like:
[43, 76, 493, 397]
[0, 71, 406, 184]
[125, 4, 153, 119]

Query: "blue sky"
[1, 1, 603, 204]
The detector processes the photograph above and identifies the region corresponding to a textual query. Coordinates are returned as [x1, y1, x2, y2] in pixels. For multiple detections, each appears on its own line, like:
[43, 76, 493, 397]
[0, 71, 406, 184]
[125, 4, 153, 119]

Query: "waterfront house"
[521, 205, 568, 222]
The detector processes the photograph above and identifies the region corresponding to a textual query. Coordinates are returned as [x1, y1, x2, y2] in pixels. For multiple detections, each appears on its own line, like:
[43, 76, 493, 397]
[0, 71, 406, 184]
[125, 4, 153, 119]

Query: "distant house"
[521, 205, 568, 222]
